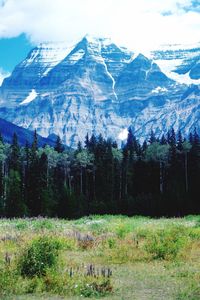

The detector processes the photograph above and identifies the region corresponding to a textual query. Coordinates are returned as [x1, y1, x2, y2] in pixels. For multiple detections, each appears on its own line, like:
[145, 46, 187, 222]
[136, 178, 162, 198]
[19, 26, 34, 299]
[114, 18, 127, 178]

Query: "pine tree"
[88, 134, 97, 153]
[0, 141, 6, 215]
[54, 136, 64, 153]
[149, 129, 156, 144]
[39, 152, 55, 216]
[126, 127, 137, 161]
[168, 128, 177, 163]
[84, 133, 90, 149]
[145, 142, 169, 194]
[177, 130, 183, 151]
[27, 130, 40, 216]
[189, 128, 200, 211]
[9, 133, 20, 171]
[6, 170, 26, 217]
[31, 130, 38, 160]
[0, 132, 3, 144]
[160, 134, 167, 145]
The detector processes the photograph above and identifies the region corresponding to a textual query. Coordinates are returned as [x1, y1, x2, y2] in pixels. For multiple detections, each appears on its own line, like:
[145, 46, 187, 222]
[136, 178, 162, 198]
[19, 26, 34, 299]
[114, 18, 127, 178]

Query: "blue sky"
[0, 0, 199, 83]
[0, 34, 33, 72]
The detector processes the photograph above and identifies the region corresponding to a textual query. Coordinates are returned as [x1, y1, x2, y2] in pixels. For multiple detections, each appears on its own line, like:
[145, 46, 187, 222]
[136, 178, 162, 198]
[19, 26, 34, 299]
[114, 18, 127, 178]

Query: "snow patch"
[25, 43, 74, 76]
[156, 59, 200, 84]
[156, 42, 200, 51]
[0, 69, 10, 86]
[152, 86, 168, 94]
[118, 128, 128, 140]
[20, 89, 37, 105]
[85, 34, 112, 46]
[101, 59, 118, 100]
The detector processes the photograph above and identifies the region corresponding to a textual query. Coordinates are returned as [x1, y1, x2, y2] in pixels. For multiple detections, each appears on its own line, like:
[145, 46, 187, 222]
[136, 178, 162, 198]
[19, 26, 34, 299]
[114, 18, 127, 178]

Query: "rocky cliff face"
[0, 37, 199, 146]
[0, 42, 71, 107]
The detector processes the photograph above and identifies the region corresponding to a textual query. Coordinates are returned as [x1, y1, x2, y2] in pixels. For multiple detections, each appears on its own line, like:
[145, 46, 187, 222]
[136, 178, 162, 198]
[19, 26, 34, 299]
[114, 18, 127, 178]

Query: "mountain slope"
[0, 37, 199, 146]
[151, 43, 200, 84]
[0, 118, 56, 146]
[0, 42, 72, 107]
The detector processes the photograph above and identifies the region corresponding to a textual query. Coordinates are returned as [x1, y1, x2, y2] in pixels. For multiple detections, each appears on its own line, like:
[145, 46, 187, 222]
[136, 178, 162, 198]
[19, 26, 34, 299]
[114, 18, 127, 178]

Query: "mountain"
[151, 43, 200, 84]
[0, 42, 72, 107]
[0, 36, 199, 146]
[0, 118, 56, 146]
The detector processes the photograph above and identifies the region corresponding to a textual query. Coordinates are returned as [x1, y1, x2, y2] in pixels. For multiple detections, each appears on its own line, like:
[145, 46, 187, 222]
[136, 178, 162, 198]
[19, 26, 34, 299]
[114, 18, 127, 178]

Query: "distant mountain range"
[0, 36, 199, 146]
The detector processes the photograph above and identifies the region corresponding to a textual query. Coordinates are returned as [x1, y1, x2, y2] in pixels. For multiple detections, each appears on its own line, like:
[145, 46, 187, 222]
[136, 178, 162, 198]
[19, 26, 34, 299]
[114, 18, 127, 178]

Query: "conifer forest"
[0, 127, 199, 218]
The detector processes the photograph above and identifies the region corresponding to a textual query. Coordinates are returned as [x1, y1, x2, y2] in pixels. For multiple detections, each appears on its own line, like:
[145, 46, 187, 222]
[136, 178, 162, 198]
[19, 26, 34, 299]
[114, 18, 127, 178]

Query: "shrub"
[115, 223, 131, 239]
[18, 236, 61, 277]
[32, 218, 54, 231]
[0, 267, 25, 296]
[144, 226, 189, 260]
[101, 238, 147, 264]
[79, 278, 113, 297]
[25, 276, 45, 294]
[107, 237, 116, 249]
[43, 269, 113, 297]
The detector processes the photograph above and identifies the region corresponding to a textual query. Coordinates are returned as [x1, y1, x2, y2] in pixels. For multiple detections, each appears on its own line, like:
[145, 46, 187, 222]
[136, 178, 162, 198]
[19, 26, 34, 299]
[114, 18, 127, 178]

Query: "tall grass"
[0, 215, 200, 298]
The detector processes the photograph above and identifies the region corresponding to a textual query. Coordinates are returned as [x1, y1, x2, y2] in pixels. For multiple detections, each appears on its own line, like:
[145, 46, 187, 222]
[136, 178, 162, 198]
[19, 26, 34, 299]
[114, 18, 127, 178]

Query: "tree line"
[0, 127, 199, 218]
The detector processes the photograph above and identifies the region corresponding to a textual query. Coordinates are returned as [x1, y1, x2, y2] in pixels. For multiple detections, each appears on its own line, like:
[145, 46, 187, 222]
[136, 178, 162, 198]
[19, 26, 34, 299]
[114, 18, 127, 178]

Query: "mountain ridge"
[0, 117, 56, 146]
[0, 36, 199, 146]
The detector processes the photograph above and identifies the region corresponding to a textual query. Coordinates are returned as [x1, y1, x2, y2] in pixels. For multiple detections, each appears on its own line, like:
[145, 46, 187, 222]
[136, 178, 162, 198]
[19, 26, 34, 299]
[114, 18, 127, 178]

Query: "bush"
[144, 226, 189, 260]
[18, 236, 61, 277]
[115, 223, 131, 239]
[0, 267, 28, 296]
[79, 278, 112, 297]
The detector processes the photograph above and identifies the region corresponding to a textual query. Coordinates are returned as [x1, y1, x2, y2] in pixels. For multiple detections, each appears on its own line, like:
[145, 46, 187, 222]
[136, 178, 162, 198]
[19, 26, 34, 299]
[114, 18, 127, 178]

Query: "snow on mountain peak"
[0, 36, 199, 146]
[21, 42, 74, 77]
[84, 34, 112, 45]
[155, 41, 200, 51]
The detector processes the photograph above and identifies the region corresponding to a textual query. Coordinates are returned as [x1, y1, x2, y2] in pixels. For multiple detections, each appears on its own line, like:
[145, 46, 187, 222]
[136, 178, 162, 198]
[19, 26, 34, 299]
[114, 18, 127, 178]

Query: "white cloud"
[0, 68, 10, 85]
[0, 0, 199, 50]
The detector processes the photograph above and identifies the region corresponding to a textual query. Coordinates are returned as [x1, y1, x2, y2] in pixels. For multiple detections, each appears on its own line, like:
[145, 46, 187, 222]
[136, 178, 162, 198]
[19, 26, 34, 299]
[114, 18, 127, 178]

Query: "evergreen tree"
[168, 128, 177, 162]
[182, 141, 192, 193]
[84, 133, 90, 149]
[149, 129, 157, 144]
[0, 128, 198, 218]
[0, 132, 3, 144]
[38, 152, 55, 216]
[9, 133, 20, 171]
[32, 130, 38, 155]
[0, 141, 6, 215]
[26, 130, 40, 216]
[6, 170, 26, 217]
[54, 136, 64, 153]
[160, 134, 167, 145]
[189, 128, 200, 211]
[146, 143, 169, 193]
[177, 130, 184, 151]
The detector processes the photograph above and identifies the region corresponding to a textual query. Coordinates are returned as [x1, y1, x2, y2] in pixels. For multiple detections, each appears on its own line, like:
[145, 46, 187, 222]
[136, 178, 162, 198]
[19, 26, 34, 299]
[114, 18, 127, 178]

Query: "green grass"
[0, 215, 200, 299]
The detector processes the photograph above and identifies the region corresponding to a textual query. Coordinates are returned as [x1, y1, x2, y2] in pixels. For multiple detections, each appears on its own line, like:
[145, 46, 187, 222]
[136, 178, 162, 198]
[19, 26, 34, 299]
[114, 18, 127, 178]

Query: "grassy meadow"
[0, 215, 200, 299]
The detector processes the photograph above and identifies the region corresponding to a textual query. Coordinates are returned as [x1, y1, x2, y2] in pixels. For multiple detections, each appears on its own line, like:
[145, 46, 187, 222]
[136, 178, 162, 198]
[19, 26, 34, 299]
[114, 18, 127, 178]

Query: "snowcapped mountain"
[0, 42, 72, 107]
[151, 42, 200, 85]
[0, 36, 199, 146]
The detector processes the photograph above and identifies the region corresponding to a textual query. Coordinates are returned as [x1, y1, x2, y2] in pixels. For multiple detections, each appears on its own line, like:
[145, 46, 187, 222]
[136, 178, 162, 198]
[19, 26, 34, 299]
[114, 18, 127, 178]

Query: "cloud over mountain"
[0, 0, 199, 51]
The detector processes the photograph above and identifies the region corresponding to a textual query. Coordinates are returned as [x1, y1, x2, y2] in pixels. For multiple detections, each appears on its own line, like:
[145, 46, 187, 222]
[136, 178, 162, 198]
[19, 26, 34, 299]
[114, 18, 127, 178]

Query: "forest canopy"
[0, 127, 199, 218]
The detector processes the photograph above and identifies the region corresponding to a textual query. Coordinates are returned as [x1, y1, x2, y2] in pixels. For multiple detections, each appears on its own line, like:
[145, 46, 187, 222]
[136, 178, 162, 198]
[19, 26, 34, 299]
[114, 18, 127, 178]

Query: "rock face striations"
[0, 36, 199, 146]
